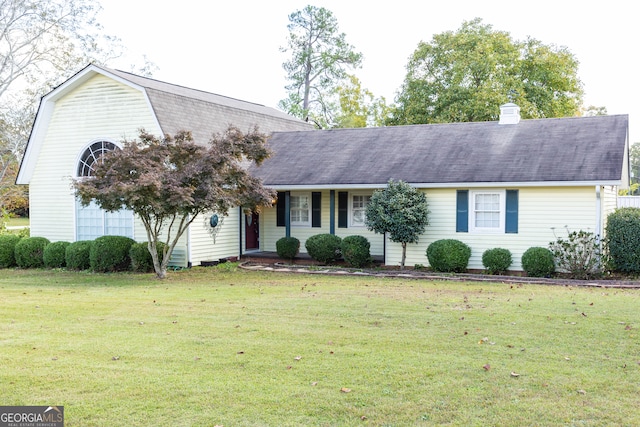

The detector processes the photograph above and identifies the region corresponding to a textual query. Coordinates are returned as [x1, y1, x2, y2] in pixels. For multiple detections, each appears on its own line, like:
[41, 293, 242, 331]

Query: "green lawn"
[1, 266, 638, 426]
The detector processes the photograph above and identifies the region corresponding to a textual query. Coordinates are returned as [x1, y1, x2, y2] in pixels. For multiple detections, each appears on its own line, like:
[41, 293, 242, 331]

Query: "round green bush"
[605, 207, 640, 273]
[90, 235, 136, 272]
[0, 234, 21, 268]
[43, 241, 70, 268]
[276, 236, 300, 262]
[521, 246, 555, 277]
[14, 236, 51, 268]
[130, 242, 166, 273]
[304, 234, 342, 264]
[341, 235, 371, 268]
[426, 239, 471, 273]
[65, 240, 93, 270]
[482, 247, 512, 275]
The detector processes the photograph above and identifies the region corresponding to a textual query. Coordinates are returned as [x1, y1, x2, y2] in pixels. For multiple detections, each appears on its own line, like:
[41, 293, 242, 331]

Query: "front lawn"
[0, 266, 638, 426]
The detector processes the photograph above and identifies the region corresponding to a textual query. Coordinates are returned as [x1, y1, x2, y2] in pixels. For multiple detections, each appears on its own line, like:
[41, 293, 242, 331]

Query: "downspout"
[595, 186, 602, 237]
[285, 191, 291, 238]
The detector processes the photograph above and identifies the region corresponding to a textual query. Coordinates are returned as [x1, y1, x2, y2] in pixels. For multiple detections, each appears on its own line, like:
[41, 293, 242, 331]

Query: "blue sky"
[99, 0, 638, 142]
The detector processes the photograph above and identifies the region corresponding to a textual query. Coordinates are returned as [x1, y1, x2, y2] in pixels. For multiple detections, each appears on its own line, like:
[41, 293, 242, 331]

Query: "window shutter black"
[338, 192, 348, 228]
[456, 190, 469, 232]
[276, 192, 285, 227]
[505, 190, 519, 233]
[312, 192, 321, 227]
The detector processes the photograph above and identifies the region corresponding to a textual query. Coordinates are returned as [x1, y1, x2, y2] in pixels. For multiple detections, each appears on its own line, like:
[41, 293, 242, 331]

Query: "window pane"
[290, 195, 310, 224]
[474, 193, 501, 229]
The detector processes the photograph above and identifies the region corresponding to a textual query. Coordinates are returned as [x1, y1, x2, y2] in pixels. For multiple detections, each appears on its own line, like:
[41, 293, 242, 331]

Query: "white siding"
[385, 187, 599, 270]
[189, 210, 241, 265]
[29, 74, 160, 244]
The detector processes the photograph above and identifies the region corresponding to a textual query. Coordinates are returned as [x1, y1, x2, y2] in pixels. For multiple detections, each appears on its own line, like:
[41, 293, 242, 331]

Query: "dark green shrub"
[521, 247, 555, 277]
[276, 236, 300, 262]
[14, 236, 50, 268]
[605, 207, 640, 273]
[305, 234, 342, 264]
[482, 248, 512, 275]
[341, 235, 372, 268]
[130, 242, 166, 273]
[0, 234, 21, 268]
[65, 241, 93, 270]
[43, 241, 71, 268]
[426, 239, 471, 273]
[90, 235, 136, 272]
[549, 230, 601, 279]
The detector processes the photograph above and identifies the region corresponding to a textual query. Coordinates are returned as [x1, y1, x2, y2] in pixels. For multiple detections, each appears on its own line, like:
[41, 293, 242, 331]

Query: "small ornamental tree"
[73, 126, 275, 279]
[365, 179, 429, 269]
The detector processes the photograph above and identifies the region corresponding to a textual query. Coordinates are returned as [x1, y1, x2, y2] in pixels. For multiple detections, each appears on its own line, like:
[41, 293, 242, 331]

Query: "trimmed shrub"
[90, 235, 136, 272]
[14, 236, 50, 268]
[130, 242, 166, 273]
[276, 236, 300, 262]
[305, 234, 342, 264]
[605, 207, 640, 273]
[341, 235, 372, 268]
[482, 248, 512, 275]
[426, 239, 471, 273]
[0, 234, 21, 268]
[65, 241, 93, 270]
[43, 241, 71, 268]
[521, 246, 555, 277]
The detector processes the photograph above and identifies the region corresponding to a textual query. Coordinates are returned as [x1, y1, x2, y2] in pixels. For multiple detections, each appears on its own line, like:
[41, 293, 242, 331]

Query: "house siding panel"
[189, 211, 240, 266]
[29, 75, 161, 243]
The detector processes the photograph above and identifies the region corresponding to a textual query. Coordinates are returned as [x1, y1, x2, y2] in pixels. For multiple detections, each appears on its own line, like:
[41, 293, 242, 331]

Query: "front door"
[245, 213, 259, 250]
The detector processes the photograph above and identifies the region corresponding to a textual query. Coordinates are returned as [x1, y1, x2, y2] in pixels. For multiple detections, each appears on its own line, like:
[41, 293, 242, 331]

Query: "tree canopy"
[279, 5, 363, 128]
[388, 18, 584, 125]
[364, 179, 430, 269]
[73, 126, 275, 279]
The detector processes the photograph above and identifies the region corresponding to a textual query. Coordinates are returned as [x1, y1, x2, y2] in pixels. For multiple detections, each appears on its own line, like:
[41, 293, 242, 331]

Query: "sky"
[98, 0, 638, 142]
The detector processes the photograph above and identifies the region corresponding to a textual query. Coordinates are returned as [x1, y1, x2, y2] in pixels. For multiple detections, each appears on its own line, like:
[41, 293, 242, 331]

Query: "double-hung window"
[351, 194, 371, 227]
[472, 191, 503, 232]
[457, 189, 518, 234]
[290, 193, 311, 226]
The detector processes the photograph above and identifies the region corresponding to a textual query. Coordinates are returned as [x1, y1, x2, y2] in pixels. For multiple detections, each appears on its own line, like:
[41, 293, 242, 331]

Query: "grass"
[4, 216, 29, 227]
[1, 266, 639, 426]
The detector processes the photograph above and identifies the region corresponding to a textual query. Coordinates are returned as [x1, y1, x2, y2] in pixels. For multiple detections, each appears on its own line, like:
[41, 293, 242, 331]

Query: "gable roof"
[250, 114, 629, 189]
[17, 64, 311, 184]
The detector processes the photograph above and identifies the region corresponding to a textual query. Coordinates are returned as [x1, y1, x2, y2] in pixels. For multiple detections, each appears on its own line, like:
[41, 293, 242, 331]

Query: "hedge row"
[0, 235, 165, 273]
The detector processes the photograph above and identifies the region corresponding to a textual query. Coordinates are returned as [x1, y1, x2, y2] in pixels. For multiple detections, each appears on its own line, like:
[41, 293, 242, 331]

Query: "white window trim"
[469, 190, 505, 234]
[290, 192, 311, 227]
[349, 193, 371, 227]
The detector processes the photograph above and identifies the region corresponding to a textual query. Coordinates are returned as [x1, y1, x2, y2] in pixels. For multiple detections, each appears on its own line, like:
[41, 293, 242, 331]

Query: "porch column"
[329, 190, 335, 234]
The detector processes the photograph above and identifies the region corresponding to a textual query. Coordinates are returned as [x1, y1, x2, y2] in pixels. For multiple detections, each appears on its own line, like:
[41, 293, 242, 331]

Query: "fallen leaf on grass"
[625, 325, 632, 330]
[577, 389, 587, 395]
[360, 415, 367, 420]
[340, 387, 352, 393]
[111, 356, 120, 361]
[311, 382, 318, 386]
[510, 372, 520, 377]
[294, 356, 302, 361]
[483, 364, 491, 371]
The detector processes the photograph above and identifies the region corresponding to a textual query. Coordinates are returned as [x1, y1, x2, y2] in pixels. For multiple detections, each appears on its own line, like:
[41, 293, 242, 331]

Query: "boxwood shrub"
[14, 236, 51, 268]
[482, 247, 512, 275]
[0, 234, 21, 268]
[341, 235, 372, 268]
[130, 242, 166, 273]
[305, 234, 342, 264]
[276, 236, 300, 262]
[521, 246, 555, 277]
[90, 235, 136, 272]
[65, 240, 93, 270]
[605, 207, 640, 273]
[43, 241, 71, 268]
[426, 239, 471, 273]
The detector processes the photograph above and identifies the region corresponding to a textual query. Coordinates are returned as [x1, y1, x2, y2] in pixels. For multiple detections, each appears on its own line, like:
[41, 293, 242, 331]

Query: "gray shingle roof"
[251, 115, 629, 187]
[104, 67, 313, 142]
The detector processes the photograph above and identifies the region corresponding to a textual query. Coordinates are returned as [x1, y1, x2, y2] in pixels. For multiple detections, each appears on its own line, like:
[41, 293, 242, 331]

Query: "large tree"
[389, 18, 583, 125]
[1, 0, 127, 214]
[333, 75, 391, 128]
[365, 179, 430, 269]
[73, 126, 275, 279]
[279, 5, 363, 128]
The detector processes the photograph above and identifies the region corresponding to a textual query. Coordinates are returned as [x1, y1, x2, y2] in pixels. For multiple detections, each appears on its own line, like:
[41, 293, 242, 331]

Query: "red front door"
[245, 213, 259, 250]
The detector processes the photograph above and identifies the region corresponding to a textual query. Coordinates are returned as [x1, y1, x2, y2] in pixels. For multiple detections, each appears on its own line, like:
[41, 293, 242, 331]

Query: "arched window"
[75, 140, 133, 240]
[77, 140, 118, 177]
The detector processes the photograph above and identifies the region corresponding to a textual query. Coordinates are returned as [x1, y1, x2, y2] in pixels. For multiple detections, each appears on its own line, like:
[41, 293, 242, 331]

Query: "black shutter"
[276, 192, 285, 227]
[456, 190, 469, 232]
[338, 191, 348, 228]
[312, 192, 321, 227]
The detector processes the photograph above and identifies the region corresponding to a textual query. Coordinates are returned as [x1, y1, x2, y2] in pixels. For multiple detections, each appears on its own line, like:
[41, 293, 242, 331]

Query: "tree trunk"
[401, 242, 407, 270]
